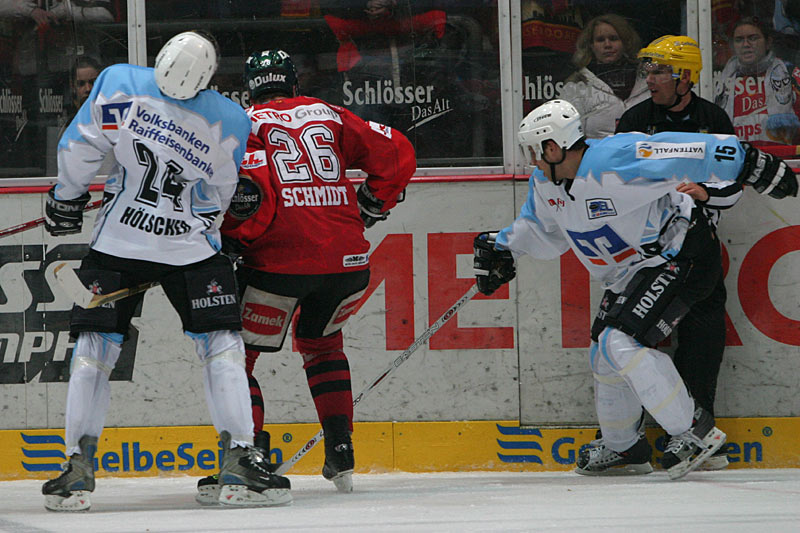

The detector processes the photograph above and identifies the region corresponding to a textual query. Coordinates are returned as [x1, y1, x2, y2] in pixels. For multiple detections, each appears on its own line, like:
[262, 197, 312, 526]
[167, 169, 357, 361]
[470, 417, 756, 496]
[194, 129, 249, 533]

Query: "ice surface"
[1, 470, 798, 532]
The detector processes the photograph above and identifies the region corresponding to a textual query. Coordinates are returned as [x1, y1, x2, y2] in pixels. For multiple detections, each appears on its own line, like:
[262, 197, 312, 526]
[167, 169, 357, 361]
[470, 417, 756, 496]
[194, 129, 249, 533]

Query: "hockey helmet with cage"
[637, 35, 702, 85]
[244, 50, 299, 102]
[154, 30, 219, 100]
[518, 99, 584, 165]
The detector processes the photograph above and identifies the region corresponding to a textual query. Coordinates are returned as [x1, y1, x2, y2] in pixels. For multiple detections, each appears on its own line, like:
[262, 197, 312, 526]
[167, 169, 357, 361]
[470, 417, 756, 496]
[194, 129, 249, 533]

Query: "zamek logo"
[495, 424, 543, 464]
[20, 433, 66, 471]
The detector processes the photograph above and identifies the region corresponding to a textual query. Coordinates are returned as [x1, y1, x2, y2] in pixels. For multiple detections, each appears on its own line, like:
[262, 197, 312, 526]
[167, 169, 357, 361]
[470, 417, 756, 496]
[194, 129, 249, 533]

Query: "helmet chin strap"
[659, 79, 692, 111]
[544, 146, 568, 185]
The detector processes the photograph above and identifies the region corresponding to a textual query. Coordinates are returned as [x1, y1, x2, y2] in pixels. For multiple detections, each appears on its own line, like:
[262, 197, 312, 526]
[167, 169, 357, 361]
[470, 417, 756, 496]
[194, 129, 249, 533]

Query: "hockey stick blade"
[53, 263, 159, 309]
[0, 199, 103, 240]
[274, 284, 480, 476]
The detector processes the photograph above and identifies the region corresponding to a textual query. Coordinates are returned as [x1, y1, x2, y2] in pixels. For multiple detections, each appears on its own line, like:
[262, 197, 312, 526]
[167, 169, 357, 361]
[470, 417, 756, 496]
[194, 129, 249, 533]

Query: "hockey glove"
[357, 182, 389, 228]
[737, 143, 798, 199]
[220, 234, 247, 263]
[45, 187, 91, 236]
[473, 231, 516, 296]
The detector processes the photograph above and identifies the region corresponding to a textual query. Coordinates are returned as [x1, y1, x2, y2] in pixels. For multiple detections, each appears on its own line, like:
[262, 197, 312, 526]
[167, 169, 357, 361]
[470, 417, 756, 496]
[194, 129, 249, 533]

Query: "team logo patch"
[241, 150, 267, 170]
[635, 141, 705, 159]
[100, 102, 132, 130]
[242, 303, 288, 336]
[229, 176, 263, 220]
[586, 198, 617, 219]
[368, 121, 392, 139]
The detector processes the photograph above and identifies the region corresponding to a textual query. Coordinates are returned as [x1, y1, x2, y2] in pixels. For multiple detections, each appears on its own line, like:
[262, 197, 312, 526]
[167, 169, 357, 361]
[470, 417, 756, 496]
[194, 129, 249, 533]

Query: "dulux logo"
[249, 73, 287, 90]
[496, 424, 543, 464]
[21, 433, 66, 471]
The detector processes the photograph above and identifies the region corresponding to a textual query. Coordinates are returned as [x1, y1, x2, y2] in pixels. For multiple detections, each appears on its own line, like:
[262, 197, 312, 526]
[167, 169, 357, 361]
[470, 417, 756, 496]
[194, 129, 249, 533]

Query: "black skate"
[42, 435, 97, 512]
[196, 430, 284, 505]
[662, 407, 726, 480]
[575, 434, 653, 476]
[322, 415, 354, 493]
[217, 430, 292, 506]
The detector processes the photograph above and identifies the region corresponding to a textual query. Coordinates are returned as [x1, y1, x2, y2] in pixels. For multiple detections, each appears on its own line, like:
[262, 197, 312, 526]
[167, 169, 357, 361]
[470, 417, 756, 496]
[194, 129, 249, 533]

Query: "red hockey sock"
[245, 349, 264, 437]
[297, 333, 353, 431]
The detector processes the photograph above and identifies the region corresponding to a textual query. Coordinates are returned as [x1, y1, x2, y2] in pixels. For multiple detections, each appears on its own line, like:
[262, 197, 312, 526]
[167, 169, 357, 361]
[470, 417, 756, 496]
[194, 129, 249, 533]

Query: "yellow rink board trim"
[2, 418, 797, 481]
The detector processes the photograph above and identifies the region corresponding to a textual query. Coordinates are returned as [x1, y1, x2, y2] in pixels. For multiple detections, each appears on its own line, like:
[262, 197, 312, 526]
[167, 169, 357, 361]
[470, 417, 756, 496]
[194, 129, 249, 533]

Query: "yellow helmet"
[637, 35, 702, 85]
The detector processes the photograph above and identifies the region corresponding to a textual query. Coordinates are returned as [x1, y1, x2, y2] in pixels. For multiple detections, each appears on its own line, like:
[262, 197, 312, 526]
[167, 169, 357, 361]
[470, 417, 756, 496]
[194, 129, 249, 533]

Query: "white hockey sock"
[599, 328, 694, 437]
[590, 342, 645, 452]
[191, 330, 253, 447]
[64, 332, 121, 456]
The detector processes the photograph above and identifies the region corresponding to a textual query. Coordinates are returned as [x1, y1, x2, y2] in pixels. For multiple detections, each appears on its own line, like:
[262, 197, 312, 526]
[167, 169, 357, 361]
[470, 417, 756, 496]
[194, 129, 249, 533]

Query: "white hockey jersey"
[55, 64, 251, 265]
[497, 132, 745, 292]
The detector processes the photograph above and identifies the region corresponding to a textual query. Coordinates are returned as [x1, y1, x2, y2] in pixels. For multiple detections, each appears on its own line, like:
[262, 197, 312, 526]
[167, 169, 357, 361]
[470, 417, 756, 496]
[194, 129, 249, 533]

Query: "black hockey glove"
[357, 182, 389, 228]
[473, 231, 516, 296]
[45, 187, 91, 236]
[737, 143, 798, 199]
[220, 234, 247, 263]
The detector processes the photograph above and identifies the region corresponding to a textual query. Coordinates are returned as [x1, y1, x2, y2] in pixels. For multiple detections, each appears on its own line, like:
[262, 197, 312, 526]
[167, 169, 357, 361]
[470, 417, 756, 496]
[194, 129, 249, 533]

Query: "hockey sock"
[590, 341, 645, 452]
[298, 333, 353, 431]
[244, 349, 264, 435]
[64, 332, 122, 455]
[191, 330, 253, 446]
[599, 327, 695, 436]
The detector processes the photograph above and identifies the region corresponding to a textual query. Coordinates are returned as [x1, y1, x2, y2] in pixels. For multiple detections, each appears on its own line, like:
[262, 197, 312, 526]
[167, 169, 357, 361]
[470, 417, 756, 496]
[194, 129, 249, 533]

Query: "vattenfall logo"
[635, 141, 706, 160]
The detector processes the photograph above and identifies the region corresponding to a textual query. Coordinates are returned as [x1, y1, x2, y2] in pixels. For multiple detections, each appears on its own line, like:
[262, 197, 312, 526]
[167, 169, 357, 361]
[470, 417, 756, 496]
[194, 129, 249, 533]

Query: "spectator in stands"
[558, 13, 650, 138]
[0, 0, 55, 29]
[58, 56, 103, 139]
[715, 16, 800, 145]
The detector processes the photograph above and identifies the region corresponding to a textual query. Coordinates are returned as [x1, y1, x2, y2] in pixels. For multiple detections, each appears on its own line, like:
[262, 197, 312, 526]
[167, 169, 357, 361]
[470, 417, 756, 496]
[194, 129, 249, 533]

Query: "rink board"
[1, 417, 797, 481]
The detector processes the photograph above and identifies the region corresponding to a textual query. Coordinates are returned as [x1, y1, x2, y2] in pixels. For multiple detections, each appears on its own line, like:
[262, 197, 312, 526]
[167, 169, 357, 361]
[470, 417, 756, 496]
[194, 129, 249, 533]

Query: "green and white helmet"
[243, 49, 299, 101]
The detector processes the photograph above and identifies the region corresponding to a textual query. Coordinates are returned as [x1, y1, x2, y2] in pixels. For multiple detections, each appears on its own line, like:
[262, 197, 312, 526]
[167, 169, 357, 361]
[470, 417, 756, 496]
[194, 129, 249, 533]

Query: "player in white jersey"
[473, 100, 796, 480]
[41, 31, 291, 510]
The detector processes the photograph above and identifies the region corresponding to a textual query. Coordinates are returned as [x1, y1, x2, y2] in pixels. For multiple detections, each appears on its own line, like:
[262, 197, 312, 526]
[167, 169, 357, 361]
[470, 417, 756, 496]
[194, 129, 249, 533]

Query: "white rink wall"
[0, 180, 798, 430]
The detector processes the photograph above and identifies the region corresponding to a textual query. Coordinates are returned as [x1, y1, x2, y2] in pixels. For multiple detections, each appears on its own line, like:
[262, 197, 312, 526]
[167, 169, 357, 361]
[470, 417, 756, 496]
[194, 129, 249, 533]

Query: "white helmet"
[154, 31, 218, 100]
[518, 99, 583, 165]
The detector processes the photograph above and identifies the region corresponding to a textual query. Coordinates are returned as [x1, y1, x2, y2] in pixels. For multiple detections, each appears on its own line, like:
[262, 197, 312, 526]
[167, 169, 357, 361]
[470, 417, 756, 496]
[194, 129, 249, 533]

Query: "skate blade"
[44, 491, 91, 512]
[330, 471, 354, 493]
[667, 427, 727, 480]
[696, 453, 729, 471]
[195, 484, 221, 506]
[218, 484, 292, 507]
[574, 462, 653, 476]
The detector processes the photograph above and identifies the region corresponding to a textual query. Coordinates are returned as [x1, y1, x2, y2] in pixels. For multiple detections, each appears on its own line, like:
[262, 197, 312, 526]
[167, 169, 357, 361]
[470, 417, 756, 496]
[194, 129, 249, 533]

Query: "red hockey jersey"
[221, 96, 416, 274]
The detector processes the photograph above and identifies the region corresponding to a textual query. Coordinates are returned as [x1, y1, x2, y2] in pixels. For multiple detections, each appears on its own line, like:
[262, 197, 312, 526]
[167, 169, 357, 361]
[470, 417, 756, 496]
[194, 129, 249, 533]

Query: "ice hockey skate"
[196, 430, 282, 505]
[42, 435, 97, 512]
[662, 407, 726, 480]
[217, 431, 292, 506]
[697, 445, 730, 471]
[575, 434, 653, 476]
[322, 415, 355, 492]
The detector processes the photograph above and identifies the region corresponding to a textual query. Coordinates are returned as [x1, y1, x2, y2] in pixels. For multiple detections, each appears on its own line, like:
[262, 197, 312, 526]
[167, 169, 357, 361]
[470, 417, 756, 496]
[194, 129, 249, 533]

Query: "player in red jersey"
[217, 49, 414, 494]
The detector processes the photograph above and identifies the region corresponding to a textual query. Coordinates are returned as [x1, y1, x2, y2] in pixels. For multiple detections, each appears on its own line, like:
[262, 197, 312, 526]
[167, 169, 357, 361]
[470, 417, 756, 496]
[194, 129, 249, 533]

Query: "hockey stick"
[0, 199, 103, 240]
[53, 262, 160, 309]
[273, 284, 480, 476]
